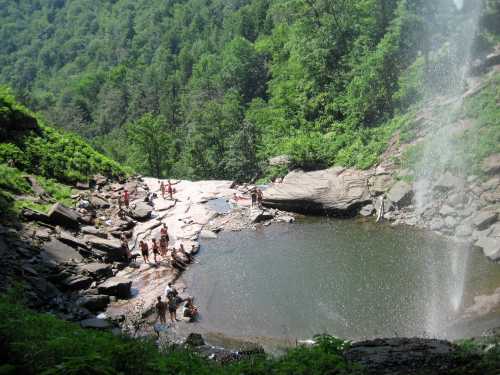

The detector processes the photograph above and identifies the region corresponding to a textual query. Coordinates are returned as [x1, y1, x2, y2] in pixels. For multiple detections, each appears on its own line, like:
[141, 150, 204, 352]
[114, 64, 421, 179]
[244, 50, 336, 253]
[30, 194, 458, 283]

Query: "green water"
[182, 218, 500, 343]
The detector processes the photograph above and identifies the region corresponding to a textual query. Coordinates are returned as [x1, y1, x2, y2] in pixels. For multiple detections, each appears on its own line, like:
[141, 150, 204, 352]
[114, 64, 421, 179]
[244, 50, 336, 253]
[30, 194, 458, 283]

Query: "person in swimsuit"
[167, 294, 179, 322]
[139, 240, 149, 263]
[160, 181, 165, 199]
[167, 180, 173, 200]
[159, 237, 167, 258]
[152, 238, 160, 263]
[250, 189, 257, 207]
[156, 296, 167, 324]
[123, 189, 130, 208]
[160, 224, 169, 247]
[256, 188, 263, 208]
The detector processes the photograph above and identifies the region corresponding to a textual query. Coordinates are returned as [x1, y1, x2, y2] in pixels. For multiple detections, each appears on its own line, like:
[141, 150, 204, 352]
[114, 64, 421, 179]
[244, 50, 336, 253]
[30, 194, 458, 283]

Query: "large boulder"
[434, 172, 463, 192]
[89, 195, 110, 209]
[61, 275, 93, 291]
[130, 202, 153, 221]
[250, 208, 274, 223]
[97, 277, 132, 299]
[48, 203, 80, 229]
[368, 174, 394, 195]
[77, 295, 110, 312]
[42, 239, 83, 263]
[78, 263, 113, 279]
[22, 208, 51, 224]
[58, 231, 89, 250]
[263, 167, 371, 214]
[85, 235, 122, 252]
[268, 155, 291, 167]
[387, 181, 413, 207]
[473, 210, 498, 231]
[475, 237, 500, 261]
[481, 154, 500, 175]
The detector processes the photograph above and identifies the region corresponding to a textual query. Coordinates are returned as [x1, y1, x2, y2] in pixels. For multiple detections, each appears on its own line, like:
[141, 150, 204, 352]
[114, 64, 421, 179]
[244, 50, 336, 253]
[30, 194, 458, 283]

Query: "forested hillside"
[1, 0, 499, 180]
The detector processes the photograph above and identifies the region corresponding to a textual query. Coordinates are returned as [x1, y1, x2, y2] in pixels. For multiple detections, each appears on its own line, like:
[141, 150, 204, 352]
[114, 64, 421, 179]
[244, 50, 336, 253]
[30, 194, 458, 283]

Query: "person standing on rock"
[167, 180, 174, 200]
[167, 294, 179, 323]
[160, 181, 165, 199]
[123, 189, 130, 208]
[139, 240, 150, 263]
[250, 189, 257, 208]
[159, 236, 168, 258]
[160, 224, 169, 247]
[256, 188, 263, 209]
[120, 234, 131, 261]
[156, 296, 167, 324]
[152, 238, 161, 263]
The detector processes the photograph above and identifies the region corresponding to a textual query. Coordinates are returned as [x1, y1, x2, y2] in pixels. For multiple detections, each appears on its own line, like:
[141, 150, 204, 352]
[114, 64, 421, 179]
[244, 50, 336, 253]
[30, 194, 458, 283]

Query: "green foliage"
[0, 296, 358, 375]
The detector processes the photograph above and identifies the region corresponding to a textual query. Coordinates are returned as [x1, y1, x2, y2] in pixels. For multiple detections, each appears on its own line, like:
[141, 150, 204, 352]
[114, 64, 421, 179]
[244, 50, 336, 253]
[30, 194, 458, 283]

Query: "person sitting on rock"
[152, 238, 160, 264]
[183, 297, 198, 322]
[156, 296, 167, 324]
[170, 248, 187, 271]
[139, 240, 149, 263]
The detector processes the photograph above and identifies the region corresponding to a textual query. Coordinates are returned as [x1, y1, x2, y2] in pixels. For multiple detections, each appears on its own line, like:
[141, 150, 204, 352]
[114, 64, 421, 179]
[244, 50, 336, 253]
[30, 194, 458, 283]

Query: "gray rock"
[48, 203, 80, 229]
[84, 235, 122, 252]
[264, 167, 371, 213]
[90, 195, 110, 209]
[250, 209, 274, 223]
[77, 295, 110, 312]
[98, 277, 131, 299]
[268, 155, 291, 167]
[447, 193, 466, 207]
[22, 208, 51, 224]
[81, 226, 108, 238]
[472, 210, 498, 230]
[75, 181, 90, 190]
[481, 154, 500, 175]
[58, 231, 88, 249]
[387, 181, 413, 207]
[42, 239, 83, 263]
[200, 230, 218, 239]
[455, 224, 473, 237]
[429, 217, 445, 231]
[80, 318, 111, 329]
[475, 237, 500, 261]
[78, 263, 113, 279]
[130, 202, 153, 221]
[61, 275, 93, 291]
[184, 333, 205, 347]
[434, 172, 462, 192]
[368, 174, 394, 195]
[360, 204, 375, 217]
[439, 205, 455, 216]
[488, 223, 500, 237]
[92, 174, 108, 187]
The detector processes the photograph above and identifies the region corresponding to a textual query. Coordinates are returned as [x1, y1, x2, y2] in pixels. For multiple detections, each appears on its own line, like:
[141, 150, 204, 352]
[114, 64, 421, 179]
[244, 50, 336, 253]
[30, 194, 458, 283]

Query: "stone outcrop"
[386, 181, 413, 207]
[97, 277, 132, 299]
[130, 201, 153, 221]
[263, 167, 371, 214]
[481, 153, 500, 175]
[48, 203, 80, 229]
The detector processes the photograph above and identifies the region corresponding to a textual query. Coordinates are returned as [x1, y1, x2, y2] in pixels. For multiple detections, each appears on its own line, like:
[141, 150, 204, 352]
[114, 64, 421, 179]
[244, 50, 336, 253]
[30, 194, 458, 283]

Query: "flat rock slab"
[473, 210, 498, 230]
[78, 263, 113, 279]
[80, 318, 111, 329]
[130, 202, 153, 221]
[387, 181, 413, 207]
[84, 235, 122, 252]
[263, 167, 371, 213]
[58, 231, 88, 250]
[42, 239, 83, 263]
[77, 295, 110, 312]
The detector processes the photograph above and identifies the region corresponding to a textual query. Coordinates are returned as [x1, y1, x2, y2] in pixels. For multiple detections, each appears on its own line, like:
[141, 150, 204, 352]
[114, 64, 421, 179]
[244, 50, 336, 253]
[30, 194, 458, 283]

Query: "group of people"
[155, 282, 198, 325]
[137, 224, 195, 269]
[159, 180, 175, 200]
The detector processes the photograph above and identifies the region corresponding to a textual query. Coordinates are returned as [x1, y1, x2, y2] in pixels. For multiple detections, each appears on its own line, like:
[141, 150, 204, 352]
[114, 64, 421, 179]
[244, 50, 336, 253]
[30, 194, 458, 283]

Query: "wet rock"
[368, 174, 394, 195]
[472, 210, 498, 230]
[481, 154, 500, 175]
[184, 333, 205, 347]
[475, 237, 500, 261]
[434, 172, 462, 192]
[78, 263, 113, 279]
[48, 203, 80, 229]
[455, 224, 473, 237]
[130, 202, 153, 221]
[387, 181, 413, 207]
[263, 167, 371, 213]
[77, 294, 110, 312]
[75, 181, 90, 190]
[97, 277, 131, 299]
[80, 318, 111, 329]
[277, 215, 295, 223]
[360, 204, 375, 217]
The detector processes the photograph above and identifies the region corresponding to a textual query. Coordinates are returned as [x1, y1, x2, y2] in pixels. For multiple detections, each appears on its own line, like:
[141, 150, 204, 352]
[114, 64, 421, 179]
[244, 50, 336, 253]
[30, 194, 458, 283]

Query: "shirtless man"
[156, 296, 167, 324]
[167, 180, 174, 200]
[159, 237, 167, 258]
[123, 189, 130, 208]
[152, 238, 160, 263]
[139, 240, 149, 263]
[160, 224, 169, 247]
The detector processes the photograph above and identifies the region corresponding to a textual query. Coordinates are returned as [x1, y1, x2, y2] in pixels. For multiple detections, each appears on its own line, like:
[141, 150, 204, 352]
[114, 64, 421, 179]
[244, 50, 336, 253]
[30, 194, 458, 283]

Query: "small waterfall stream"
[412, 0, 483, 334]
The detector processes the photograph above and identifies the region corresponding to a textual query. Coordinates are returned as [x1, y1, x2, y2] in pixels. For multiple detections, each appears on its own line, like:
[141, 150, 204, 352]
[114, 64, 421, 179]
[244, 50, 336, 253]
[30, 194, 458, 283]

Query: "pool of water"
[181, 217, 500, 343]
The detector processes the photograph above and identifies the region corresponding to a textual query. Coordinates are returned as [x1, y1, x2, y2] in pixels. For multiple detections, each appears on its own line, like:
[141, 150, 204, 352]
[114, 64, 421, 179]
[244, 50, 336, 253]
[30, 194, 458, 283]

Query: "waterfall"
[413, 0, 483, 336]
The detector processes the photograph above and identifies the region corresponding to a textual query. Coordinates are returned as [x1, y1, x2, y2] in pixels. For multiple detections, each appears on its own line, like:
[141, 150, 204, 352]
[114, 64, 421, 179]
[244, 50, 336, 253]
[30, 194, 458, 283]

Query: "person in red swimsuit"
[123, 189, 130, 208]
